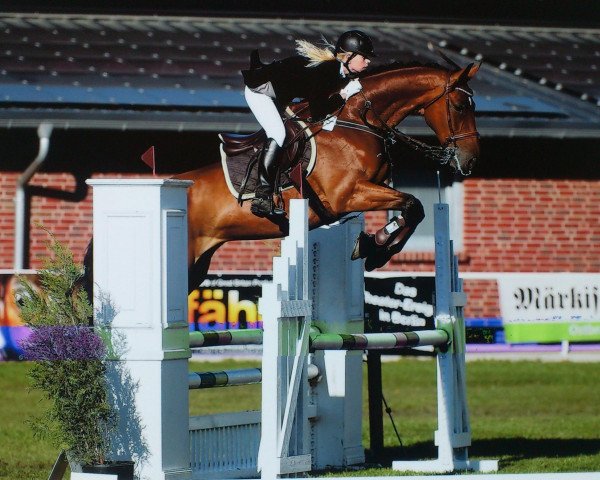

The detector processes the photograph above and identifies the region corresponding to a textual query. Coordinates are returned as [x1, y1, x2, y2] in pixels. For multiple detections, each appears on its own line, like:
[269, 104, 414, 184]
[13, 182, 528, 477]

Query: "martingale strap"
[335, 119, 385, 139]
[355, 97, 454, 165]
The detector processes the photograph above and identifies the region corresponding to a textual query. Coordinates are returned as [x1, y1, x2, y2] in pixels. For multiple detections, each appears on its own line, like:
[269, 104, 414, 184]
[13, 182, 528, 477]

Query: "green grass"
[1, 359, 599, 479]
[188, 359, 262, 416]
[0, 362, 57, 480]
[361, 359, 600, 475]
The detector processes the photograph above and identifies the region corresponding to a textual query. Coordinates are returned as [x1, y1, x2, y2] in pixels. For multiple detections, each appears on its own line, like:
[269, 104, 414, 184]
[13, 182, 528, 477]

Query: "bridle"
[287, 72, 479, 174]
[441, 84, 480, 148]
[351, 74, 479, 173]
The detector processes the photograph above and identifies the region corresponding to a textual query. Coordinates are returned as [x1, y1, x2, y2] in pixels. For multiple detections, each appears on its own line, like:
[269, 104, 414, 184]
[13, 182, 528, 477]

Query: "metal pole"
[189, 368, 262, 389]
[13, 123, 53, 271]
[189, 328, 449, 351]
[367, 352, 384, 456]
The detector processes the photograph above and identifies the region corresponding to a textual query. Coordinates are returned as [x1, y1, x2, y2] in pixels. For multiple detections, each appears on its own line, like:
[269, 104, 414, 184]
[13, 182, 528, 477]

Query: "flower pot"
[71, 473, 117, 480]
[79, 460, 134, 480]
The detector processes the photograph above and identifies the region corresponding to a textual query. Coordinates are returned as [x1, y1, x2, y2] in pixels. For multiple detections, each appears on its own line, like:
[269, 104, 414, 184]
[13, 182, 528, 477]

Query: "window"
[390, 168, 463, 252]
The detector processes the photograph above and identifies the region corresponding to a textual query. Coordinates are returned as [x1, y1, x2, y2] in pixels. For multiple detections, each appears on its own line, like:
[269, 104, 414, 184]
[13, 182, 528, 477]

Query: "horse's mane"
[288, 61, 451, 113]
[362, 61, 450, 78]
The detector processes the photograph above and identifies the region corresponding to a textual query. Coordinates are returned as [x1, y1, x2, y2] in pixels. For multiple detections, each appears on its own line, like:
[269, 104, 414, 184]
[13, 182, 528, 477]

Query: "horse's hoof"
[351, 231, 375, 260]
[364, 250, 392, 272]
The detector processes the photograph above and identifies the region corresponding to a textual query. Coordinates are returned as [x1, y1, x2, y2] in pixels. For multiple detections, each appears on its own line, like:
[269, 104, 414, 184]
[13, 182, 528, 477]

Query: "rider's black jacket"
[242, 54, 351, 121]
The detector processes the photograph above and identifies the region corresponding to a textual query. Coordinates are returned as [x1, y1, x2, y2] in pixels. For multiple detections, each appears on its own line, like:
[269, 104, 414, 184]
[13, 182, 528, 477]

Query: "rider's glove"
[340, 79, 362, 99]
[322, 115, 338, 131]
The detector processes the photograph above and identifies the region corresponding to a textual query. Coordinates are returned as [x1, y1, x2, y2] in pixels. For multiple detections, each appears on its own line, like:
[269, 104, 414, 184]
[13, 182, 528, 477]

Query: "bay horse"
[176, 61, 481, 292]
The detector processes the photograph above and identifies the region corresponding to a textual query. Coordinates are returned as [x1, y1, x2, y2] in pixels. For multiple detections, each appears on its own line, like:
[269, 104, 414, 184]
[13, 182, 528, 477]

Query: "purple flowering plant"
[18, 232, 116, 467]
[21, 325, 106, 362]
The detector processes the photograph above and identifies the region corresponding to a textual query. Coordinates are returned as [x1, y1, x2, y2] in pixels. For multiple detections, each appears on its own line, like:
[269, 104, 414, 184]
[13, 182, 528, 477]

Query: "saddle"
[220, 120, 304, 168]
[219, 118, 316, 202]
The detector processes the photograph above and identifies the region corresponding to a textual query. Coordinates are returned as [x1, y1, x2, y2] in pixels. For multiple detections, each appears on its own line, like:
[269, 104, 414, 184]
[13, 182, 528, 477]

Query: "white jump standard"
[89, 179, 193, 480]
[88, 179, 496, 479]
[259, 199, 498, 477]
[392, 203, 498, 474]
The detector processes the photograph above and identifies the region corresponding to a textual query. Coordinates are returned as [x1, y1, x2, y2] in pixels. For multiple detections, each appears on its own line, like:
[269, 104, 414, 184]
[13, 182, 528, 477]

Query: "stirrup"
[251, 196, 285, 218]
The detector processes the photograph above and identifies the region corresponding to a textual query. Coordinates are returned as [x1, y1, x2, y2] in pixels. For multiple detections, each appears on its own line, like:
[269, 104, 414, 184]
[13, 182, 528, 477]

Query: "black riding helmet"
[335, 30, 376, 59]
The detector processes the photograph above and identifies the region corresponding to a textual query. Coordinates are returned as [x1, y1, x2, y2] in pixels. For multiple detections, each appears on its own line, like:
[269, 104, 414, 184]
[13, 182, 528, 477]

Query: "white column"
[308, 216, 366, 468]
[88, 179, 193, 480]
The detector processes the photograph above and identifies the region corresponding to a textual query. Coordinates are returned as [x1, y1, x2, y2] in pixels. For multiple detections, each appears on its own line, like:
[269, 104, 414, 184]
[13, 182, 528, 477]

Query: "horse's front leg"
[341, 181, 425, 271]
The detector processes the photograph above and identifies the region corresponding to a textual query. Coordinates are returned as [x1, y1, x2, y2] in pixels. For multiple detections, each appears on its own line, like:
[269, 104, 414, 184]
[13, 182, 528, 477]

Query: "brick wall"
[0, 173, 17, 266]
[28, 173, 92, 267]
[463, 178, 599, 317]
[2, 172, 598, 319]
[0, 171, 283, 270]
[463, 178, 599, 272]
[355, 178, 599, 317]
[2, 172, 145, 268]
[210, 239, 281, 271]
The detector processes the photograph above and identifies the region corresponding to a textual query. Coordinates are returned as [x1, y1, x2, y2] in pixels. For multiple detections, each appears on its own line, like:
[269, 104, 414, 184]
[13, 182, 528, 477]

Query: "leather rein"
[344, 74, 479, 169]
[285, 74, 479, 172]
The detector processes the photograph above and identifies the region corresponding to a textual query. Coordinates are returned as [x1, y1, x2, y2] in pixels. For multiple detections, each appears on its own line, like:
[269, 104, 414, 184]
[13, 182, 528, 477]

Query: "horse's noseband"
[442, 131, 480, 148]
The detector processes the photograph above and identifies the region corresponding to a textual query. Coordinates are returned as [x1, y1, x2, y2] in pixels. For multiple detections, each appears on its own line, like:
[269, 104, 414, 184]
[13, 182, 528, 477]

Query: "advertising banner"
[364, 275, 435, 333]
[0, 273, 36, 360]
[497, 273, 600, 343]
[189, 274, 272, 331]
[2, 272, 274, 359]
[5, 270, 599, 358]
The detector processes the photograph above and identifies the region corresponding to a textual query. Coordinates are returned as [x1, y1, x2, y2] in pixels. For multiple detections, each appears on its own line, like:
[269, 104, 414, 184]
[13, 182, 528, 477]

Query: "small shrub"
[19, 232, 115, 466]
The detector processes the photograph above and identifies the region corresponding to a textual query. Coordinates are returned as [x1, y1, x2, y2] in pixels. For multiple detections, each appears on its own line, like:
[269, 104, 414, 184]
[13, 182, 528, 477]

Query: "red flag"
[141, 146, 156, 176]
[290, 163, 303, 197]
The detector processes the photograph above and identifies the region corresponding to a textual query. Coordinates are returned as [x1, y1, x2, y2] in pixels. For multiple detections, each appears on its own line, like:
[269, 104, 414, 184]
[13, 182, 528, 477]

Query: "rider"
[242, 30, 376, 217]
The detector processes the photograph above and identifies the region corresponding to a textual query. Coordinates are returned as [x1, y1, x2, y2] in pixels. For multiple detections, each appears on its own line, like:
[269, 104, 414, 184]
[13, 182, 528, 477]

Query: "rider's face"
[348, 54, 370, 73]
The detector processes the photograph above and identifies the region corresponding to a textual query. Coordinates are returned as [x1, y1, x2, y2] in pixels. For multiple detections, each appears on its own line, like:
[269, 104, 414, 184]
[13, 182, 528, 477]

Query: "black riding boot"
[251, 139, 286, 217]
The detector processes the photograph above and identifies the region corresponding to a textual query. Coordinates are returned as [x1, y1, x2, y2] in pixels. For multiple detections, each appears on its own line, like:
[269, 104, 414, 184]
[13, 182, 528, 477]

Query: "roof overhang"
[0, 13, 598, 138]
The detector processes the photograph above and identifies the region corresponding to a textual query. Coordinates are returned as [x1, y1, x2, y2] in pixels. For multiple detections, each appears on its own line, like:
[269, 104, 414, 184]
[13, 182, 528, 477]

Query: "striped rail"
[188, 365, 319, 389]
[189, 328, 449, 351]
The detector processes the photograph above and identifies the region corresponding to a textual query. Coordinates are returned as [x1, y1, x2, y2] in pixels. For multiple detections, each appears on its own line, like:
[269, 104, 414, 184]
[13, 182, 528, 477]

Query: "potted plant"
[18, 233, 134, 479]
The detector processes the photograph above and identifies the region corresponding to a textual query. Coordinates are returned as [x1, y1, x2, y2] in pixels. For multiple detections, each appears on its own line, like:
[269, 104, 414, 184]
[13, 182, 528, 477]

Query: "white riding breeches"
[244, 86, 286, 147]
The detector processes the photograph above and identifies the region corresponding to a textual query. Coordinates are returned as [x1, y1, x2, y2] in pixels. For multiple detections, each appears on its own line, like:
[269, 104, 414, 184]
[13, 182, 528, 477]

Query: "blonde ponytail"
[295, 39, 336, 67]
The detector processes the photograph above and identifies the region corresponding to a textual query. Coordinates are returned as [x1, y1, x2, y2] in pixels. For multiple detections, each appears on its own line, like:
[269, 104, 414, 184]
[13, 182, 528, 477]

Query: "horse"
[177, 61, 481, 292]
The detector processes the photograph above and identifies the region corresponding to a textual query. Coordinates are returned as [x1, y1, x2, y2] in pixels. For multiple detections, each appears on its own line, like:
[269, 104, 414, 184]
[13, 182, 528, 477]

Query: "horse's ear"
[450, 62, 480, 88]
[467, 61, 481, 79]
